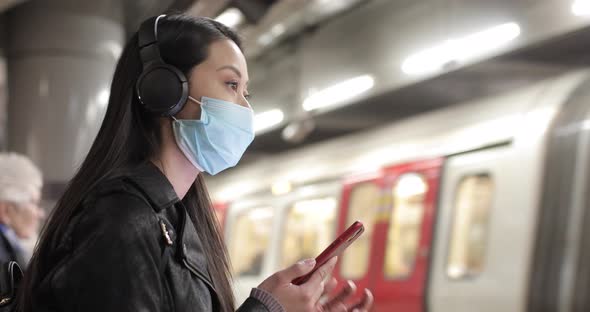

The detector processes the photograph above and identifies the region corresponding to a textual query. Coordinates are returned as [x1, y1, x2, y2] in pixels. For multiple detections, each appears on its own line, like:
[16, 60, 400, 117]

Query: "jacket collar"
[123, 161, 180, 211]
[123, 162, 218, 296]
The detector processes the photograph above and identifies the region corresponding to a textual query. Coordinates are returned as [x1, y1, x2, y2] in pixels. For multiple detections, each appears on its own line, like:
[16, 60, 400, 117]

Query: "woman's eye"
[226, 81, 239, 90]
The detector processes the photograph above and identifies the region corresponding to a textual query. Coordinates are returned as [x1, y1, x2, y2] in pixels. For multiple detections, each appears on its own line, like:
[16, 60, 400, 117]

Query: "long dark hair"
[17, 14, 240, 312]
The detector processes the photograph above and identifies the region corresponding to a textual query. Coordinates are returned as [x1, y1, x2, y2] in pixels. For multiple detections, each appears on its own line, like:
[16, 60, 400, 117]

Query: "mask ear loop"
[188, 95, 203, 106]
[171, 96, 202, 122]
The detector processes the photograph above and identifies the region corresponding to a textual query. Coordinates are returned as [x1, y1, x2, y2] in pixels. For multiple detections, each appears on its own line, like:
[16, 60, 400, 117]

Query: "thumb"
[279, 258, 316, 282]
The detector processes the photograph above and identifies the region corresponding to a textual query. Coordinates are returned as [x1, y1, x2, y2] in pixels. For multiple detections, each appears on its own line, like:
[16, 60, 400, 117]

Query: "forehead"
[203, 39, 249, 80]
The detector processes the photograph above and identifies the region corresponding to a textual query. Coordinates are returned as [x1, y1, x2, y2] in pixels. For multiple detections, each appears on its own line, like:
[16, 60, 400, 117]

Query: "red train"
[209, 70, 590, 311]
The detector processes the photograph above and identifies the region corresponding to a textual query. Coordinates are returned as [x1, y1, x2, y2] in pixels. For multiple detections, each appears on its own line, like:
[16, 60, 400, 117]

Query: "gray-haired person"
[0, 152, 45, 268]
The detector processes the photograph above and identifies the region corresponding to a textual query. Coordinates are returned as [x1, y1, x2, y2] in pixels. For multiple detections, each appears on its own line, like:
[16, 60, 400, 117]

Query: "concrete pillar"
[6, 0, 125, 199]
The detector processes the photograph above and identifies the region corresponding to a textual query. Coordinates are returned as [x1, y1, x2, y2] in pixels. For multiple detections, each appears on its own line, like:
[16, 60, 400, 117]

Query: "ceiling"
[230, 0, 590, 158]
[249, 23, 590, 154]
[2, 0, 590, 159]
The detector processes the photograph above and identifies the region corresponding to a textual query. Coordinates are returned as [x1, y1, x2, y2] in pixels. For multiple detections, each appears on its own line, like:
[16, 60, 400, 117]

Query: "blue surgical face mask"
[172, 96, 255, 175]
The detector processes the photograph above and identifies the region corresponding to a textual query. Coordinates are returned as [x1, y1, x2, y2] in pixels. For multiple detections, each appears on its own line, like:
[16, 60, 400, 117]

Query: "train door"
[335, 159, 442, 311]
[334, 170, 385, 303]
[371, 158, 443, 312]
[429, 146, 534, 312]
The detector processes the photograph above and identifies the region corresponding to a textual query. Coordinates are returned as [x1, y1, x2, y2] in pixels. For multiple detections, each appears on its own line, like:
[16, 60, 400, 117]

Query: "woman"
[16, 14, 373, 312]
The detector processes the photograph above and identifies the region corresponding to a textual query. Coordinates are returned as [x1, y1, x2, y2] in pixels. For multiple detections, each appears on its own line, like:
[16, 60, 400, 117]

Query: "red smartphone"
[292, 221, 365, 285]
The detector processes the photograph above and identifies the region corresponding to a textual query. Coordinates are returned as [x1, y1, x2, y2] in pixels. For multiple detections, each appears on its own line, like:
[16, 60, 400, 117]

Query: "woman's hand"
[320, 279, 373, 312]
[257, 257, 374, 312]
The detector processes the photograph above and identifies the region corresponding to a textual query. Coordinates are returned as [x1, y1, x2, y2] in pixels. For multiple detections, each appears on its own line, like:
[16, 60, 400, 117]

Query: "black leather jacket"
[0, 225, 26, 269]
[30, 162, 268, 311]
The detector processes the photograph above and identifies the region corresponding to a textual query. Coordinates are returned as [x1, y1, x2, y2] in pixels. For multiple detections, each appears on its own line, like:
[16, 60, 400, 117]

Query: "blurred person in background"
[16, 14, 372, 312]
[0, 152, 45, 268]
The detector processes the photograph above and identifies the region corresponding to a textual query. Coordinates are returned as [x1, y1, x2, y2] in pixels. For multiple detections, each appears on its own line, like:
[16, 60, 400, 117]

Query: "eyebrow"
[217, 65, 242, 78]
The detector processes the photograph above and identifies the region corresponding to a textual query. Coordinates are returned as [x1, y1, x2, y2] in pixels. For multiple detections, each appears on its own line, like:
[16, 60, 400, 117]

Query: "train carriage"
[208, 70, 590, 311]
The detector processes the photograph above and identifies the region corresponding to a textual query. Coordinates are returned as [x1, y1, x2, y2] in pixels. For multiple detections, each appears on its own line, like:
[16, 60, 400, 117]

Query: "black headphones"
[136, 15, 189, 116]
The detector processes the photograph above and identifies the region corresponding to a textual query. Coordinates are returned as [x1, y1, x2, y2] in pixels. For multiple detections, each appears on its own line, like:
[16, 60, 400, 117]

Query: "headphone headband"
[136, 14, 189, 117]
[138, 15, 165, 65]
[138, 15, 164, 47]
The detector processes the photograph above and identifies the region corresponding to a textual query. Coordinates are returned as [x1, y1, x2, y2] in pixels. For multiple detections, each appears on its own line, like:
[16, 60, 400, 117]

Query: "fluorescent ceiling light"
[257, 33, 273, 46]
[257, 23, 286, 46]
[270, 24, 285, 37]
[303, 75, 375, 111]
[254, 109, 284, 133]
[572, 0, 590, 16]
[402, 22, 521, 75]
[215, 8, 244, 28]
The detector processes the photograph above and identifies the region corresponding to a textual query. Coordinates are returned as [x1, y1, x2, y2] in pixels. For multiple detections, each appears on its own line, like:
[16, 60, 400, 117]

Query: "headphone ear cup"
[136, 63, 188, 116]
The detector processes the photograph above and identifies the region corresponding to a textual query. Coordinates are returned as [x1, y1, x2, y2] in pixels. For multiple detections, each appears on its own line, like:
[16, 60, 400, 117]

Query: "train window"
[447, 174, 494, 279]
[229, 207, 274, 277]
[384, 173, 428, 279]
[281, 198, 337, 268]
[341, 183, 380, 280]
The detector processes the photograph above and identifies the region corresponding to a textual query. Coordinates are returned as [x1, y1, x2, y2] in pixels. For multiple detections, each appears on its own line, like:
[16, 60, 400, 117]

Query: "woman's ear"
[0, 202, 13, 225]
[175, 98, 202, 121]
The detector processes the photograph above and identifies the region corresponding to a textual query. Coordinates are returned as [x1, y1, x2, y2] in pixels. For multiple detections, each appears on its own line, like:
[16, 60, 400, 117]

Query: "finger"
[319, 278, 338, 306]
[322, 278, 338, 297]
[324, 280, 356, 310]
[320, 301, 347, 312]
[278, 258, 316, 282]
[303, 257, 337, 290]
[302, 257, 338, 302]
[315, 301, 327, 312]
[349, 289, 374, 311]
